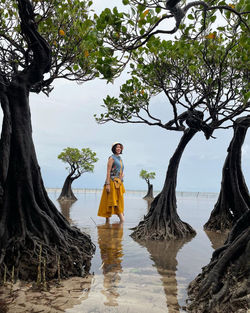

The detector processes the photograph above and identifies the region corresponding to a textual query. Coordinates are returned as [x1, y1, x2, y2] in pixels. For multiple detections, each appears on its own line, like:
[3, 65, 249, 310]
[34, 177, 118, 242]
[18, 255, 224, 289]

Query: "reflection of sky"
[52, 191, 228, 312]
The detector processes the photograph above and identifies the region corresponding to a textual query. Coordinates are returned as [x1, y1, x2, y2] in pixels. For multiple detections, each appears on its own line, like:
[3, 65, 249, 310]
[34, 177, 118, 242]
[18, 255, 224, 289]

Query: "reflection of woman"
[97, 223, 124, 306]
[98, 142, 125, 223]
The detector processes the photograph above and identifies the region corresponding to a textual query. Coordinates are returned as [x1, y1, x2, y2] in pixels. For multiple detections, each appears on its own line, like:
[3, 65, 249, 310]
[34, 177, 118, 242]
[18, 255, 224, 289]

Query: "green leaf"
[155, 7, 161, 14]
[187, 14, 194, 20]
[210, 15, 217, 23]
[244, 91, 250, 101]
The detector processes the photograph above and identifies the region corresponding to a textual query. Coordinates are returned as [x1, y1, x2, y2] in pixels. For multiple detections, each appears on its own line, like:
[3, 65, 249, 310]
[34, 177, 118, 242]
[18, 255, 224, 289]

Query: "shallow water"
[47, 191, 228, 313]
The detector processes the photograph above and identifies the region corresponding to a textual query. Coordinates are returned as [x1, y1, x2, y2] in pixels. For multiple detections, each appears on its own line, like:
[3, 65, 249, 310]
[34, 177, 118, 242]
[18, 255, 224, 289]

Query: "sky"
[1, 0, 249, 193]
[28, 75, 250, 192]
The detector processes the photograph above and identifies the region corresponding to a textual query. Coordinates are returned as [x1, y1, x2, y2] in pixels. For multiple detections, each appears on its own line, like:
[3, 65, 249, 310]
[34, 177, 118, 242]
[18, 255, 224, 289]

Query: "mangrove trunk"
[143, 183, 154, 200]
[58, 175, 78, 201]
[0, 0, 95, 281]
[204, 115, 250, 232]
[131, 128, 197, 240]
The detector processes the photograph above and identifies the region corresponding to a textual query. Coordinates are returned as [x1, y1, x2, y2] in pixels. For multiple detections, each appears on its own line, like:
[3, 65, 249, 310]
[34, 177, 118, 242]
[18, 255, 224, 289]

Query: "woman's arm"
[120, 159, 124, 179]
[105, 157, 114, 193]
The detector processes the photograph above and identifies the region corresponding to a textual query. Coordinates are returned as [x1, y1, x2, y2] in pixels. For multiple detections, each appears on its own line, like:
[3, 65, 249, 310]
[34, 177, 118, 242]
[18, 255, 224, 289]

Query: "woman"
[98, 142, 125, 223]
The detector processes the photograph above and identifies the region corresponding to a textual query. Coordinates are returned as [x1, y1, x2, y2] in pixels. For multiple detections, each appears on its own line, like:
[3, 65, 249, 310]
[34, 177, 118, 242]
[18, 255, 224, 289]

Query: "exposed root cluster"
[0, 227, 95, 282]
[130, 211, 196, 240]
[204, 212, 234, 232]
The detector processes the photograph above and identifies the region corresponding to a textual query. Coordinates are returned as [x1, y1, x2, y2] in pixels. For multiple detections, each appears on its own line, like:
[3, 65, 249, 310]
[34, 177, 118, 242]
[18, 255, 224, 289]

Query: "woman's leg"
[117, 213, 124, 223]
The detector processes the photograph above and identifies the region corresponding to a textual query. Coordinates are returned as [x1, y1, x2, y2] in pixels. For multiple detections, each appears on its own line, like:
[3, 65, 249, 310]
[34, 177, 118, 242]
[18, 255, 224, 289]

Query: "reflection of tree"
[97, 223, 124, 306]
[135, 236, 194, 312]
[58, 199, 76, 224]
[205, 230, 229, 250]
[144, 198, 153, 211]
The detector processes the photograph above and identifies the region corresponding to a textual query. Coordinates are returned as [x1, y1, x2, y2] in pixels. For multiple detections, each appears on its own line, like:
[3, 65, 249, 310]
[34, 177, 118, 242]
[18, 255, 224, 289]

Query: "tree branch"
[17, 0, 52, 87]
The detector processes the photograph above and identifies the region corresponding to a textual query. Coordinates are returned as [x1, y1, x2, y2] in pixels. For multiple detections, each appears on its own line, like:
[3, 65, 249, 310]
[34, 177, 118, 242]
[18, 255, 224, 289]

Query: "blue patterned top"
[110, 154, 124, 180]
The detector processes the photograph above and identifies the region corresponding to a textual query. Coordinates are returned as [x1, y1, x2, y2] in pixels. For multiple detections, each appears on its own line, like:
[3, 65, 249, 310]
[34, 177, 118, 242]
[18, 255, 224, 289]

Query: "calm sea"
[48, 190, 227, 313]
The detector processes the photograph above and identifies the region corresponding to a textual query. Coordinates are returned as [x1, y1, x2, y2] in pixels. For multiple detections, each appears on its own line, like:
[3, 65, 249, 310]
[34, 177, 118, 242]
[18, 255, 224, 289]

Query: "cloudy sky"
[1, 0, 250, 193]
[29, 73, 250, 193]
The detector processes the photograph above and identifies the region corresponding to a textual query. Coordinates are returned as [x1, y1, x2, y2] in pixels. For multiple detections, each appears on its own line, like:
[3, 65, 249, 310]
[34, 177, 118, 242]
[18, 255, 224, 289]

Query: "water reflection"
[58, 199, 76, 223]
[205, 230, 229, 250]
[144, 198, 153, 211]
[97, 222, 124, 307]
[135, 236, 194, 313]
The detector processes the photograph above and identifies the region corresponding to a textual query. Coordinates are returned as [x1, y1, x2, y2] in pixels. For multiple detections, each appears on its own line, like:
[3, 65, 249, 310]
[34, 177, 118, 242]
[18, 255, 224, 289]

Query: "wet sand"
[0, 191, 229, 313]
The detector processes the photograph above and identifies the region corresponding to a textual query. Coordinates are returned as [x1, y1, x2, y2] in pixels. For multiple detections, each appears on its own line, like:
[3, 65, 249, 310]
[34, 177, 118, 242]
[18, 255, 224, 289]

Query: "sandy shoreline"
[0, 276, 93, 313]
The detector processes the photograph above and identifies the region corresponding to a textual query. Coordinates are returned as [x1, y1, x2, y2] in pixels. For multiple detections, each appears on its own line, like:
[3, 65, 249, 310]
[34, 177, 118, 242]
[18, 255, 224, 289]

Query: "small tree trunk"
[204, 115, 250, 232]
[131, 128, 197, 240]
[143, 183, 153, 200]
[58, 175, 77, 201]
[187, 210, 250, 313]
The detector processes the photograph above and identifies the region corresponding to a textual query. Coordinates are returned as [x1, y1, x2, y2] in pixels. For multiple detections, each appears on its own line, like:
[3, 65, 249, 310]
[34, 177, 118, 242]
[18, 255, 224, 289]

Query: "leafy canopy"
[95, 0, 249, 52]
[58, 147, 98, 176]
[0, 0, 121, 95]
[96, 23, 250, 138]
[140, 169, 156, 182]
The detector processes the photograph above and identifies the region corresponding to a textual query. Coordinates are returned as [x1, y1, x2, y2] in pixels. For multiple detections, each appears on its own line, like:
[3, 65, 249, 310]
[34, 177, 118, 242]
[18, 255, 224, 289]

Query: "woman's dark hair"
[112, 143, 123, 154]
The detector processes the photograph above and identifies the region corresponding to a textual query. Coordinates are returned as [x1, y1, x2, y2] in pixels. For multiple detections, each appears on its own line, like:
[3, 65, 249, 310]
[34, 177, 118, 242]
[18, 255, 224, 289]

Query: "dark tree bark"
[131, 128, 198, 240]
[58, 175, 78, 201]
[143, 182, 154, 200]
[0, 0, 95, 281]
[187, 210, 250, 313]
[204, 115, 250, 232]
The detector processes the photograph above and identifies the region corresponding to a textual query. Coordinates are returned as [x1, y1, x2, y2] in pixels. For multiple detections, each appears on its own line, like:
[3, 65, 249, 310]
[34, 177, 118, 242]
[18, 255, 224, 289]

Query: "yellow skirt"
[98, 180, 125, 217]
